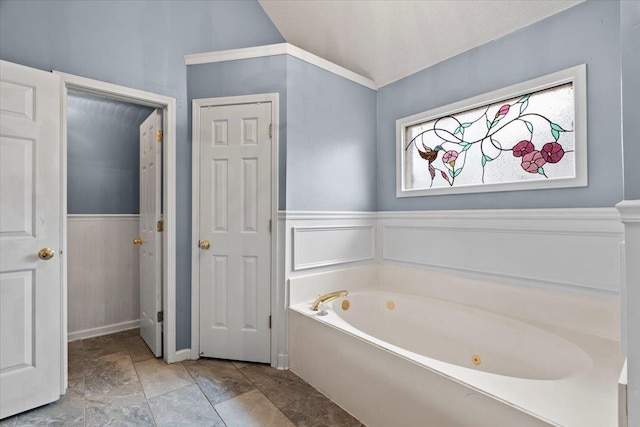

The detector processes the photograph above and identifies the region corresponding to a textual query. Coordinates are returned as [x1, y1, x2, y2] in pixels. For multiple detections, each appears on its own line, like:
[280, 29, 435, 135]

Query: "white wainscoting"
[283, 212, 377, 278]
[67, 215, 140, 340]
[274, 211, 376, 369]
[378, 208, 624, 300]
[293, 225, 374, 271]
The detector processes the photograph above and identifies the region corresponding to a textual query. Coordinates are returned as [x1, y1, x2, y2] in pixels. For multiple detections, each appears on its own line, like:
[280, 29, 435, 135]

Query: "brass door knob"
[38, 247, 55, 260]
[133, 238, 143, 246]
[200, 240, 210, 250]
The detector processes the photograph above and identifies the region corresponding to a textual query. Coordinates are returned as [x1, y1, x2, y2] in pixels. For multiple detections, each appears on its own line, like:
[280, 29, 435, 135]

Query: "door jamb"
[55, 71, 178, 392]
[191, 93, 279, 366]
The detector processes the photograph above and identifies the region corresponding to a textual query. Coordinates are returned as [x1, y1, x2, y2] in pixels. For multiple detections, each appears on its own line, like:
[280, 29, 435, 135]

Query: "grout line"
[180, 361, 228, 426]
[233, 362, 300, 424]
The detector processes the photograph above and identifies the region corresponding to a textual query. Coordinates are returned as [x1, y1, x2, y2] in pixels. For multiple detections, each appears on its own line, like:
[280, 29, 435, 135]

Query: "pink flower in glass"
[442, 150, 459, 166]
[541, 142, 565, 163]
[521, 151, 546, 173]
[513, 140, 534, 157]
[495, 104, 510, 118]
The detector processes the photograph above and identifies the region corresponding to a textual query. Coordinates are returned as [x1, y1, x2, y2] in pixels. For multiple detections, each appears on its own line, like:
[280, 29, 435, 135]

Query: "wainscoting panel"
[67, 215, 140, 339]
[283, 212, 377, 277]
[379, 209, 623, 299]
[293, 225, 374, 271]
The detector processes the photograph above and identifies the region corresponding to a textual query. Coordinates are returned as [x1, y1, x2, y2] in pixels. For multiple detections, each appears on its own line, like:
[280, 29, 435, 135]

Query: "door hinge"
[268, 123, 272, 138]
[268, 315, 272, 329]
[157, 311, 164, 323]
[157, 130, 163, 142]
[268, 219, 272, 233]
[157, 220, 164, 232]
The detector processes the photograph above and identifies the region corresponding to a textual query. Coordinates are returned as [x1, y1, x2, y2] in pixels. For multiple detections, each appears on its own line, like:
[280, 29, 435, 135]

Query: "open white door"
[137, 110, 162, 357]
[0, 60, 62, 418]
[198, 101, 272, 363]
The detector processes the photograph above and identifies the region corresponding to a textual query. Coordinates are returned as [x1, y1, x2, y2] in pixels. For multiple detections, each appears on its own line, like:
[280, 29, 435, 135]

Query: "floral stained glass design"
[404, 83, 575, 192]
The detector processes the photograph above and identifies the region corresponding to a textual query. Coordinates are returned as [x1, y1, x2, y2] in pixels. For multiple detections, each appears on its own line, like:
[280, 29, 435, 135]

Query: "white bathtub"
[289, 287, 623, 427]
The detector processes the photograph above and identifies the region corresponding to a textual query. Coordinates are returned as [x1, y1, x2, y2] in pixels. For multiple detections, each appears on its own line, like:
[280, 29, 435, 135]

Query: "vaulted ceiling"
[258, 0, 584, 88]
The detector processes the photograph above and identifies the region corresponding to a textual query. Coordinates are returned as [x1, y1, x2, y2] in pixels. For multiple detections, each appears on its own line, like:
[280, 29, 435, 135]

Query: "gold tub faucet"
[311, 290, 349, 311]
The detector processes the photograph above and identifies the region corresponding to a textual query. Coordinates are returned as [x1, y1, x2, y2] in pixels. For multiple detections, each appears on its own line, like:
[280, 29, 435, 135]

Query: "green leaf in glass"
[551, 129, 560, 141]
[520, 100, 529, 114]
[453, 168, 462, 177]
[517, 94, 530, 103]
[524, 120, 533, 133]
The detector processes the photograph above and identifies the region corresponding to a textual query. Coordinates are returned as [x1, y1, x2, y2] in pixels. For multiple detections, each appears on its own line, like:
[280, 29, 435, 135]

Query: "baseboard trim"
[173, 349, 193, 363]
[68, 319, 140, 342]
[277, 353, 289, 370]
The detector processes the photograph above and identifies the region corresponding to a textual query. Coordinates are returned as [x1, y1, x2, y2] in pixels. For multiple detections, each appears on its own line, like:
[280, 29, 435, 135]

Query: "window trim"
[395, 64, 587, 198]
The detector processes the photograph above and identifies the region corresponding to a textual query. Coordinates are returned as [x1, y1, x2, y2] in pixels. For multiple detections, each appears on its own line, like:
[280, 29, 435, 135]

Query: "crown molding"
[184, 43, 377, 91]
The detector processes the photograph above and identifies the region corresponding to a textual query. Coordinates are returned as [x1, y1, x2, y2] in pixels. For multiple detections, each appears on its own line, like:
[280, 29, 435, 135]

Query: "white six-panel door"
[0, 60, 62, 418]
[138, 110, 162, 357]
[199, 102, 272, 363]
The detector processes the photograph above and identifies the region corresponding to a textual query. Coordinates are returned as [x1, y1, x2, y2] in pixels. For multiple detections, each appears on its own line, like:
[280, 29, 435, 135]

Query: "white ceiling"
[258, 0, 584, 88]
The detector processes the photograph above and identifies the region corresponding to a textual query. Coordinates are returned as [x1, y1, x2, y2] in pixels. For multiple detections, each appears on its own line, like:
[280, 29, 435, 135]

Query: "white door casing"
[57, 71, 178, 363]
[139, 110, 163, 357]
[0, 60, 62, 418]
[198, 101, 272, 363]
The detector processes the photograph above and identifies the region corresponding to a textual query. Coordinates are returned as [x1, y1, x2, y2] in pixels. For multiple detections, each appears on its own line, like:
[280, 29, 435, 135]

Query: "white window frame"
[396, 64, 587, 198]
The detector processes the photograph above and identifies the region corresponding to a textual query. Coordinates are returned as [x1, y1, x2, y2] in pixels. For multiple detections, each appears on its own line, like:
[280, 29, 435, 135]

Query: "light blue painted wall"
[286, 56, 377, 211]
[67, 91, 154, 215]
[0, 0, 284, 351]
[376, 0, 622, 211]
[187, 55, 288, 211]
[621, 0, 640, 201]
[187, 55, 378, 212]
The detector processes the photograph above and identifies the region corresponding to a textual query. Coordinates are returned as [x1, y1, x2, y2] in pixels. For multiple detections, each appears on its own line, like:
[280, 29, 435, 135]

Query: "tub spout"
[311, 290, 348, 311]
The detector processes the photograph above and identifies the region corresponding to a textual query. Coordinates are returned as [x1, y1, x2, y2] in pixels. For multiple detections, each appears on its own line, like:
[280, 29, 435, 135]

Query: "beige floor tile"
[215, 389, 294, 427]
[148, 384, 225, 427]
[135, 358, 194, 399]
[124, 336, 155, 363]
[184, 358, 255, 405]
[231, 360, 249, 369]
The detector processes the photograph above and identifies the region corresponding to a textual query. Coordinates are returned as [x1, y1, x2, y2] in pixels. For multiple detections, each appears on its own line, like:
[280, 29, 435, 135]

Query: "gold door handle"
[200, 240, 210, 250]
[38, 247, 55, 260]
[133, 238, 143, 246]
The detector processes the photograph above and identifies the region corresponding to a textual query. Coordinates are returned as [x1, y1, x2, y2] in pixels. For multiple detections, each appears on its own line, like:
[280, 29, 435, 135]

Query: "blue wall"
[67, 91, 154, 215]
[376, 0, 622, 211]
[187, 55, 378, 212]
[286, 56, 377, 211]
[0, 0, 284, 351]
[621, 0, 640, 200]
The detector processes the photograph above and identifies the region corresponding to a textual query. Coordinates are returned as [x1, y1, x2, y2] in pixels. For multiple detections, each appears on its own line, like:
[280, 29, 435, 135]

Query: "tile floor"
[0, 329, 364, 427]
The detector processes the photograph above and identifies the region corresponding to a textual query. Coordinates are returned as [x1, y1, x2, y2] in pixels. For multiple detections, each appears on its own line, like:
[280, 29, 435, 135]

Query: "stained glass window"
[397, 65, 586, 197]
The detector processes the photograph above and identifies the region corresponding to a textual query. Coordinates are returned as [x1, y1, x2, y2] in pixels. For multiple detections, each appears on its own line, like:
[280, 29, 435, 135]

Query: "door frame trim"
[55, 71, 178, 391]
[191, 93, 280, 366]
